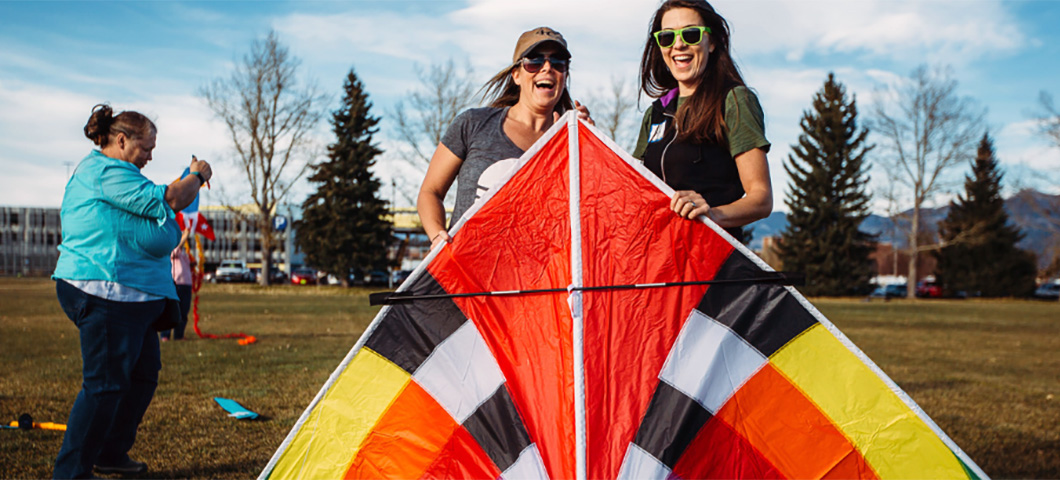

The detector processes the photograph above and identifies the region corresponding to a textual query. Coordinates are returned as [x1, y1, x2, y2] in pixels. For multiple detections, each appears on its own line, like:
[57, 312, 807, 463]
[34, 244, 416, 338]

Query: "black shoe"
[94, 458, 147, 475]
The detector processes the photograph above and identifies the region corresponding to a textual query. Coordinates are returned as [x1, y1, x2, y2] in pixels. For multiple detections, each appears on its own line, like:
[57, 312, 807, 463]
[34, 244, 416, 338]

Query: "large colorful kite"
[260, 114, 986, 480]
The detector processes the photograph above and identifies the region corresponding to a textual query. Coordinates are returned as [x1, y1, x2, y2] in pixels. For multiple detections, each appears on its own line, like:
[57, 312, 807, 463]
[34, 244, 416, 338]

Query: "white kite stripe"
[659, 309, 767, 414]
[501, 443, 551, 480]
[412, 321, 505, 424]
[616, 443, 672, 480]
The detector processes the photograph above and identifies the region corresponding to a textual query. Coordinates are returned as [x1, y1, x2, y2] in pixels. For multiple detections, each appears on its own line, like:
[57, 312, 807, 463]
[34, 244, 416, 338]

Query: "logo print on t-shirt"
[475, 158, 519, 202]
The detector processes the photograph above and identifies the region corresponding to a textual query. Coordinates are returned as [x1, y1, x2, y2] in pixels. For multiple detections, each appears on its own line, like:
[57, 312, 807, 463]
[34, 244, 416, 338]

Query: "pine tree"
[934, 133, 1037, 297]
[296, 69, 392, 286]
[779, 73, 876, 296]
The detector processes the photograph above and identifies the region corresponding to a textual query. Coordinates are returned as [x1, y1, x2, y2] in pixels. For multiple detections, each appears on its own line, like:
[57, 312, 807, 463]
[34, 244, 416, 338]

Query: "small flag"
[176, 211, 216, 241]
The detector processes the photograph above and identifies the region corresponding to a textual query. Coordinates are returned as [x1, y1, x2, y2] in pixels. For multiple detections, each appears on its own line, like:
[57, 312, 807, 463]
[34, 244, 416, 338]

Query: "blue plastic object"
[213, 397, 259, 420]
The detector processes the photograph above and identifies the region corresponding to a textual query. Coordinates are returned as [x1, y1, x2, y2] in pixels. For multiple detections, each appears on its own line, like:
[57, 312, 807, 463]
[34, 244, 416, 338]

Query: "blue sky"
[1, 0, 1058, 213]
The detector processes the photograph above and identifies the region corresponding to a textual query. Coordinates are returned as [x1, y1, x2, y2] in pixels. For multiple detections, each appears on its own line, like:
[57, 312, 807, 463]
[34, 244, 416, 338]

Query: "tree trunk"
[259, 213, 274, 286]
[907, 206, 920, 299]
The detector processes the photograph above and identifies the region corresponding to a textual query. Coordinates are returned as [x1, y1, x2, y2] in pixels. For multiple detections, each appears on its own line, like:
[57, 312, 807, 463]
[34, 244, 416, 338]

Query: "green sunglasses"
[653, 26, 711, 48]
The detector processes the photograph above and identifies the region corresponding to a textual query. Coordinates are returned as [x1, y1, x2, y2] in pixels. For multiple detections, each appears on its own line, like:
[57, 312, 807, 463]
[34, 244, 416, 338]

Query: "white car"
[214, 259, 252, 283]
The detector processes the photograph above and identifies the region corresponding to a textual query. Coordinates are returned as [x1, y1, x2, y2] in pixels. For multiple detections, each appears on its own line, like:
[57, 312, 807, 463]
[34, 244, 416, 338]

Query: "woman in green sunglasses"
[632, 0, 772, 242]
[418, 27, 592, 250]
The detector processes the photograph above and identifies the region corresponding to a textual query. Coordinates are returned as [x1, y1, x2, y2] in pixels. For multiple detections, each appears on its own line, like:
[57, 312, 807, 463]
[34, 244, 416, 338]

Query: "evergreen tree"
[779, 73, 876, 296]
[297, 69, 392, 286]
[934, 133, 1037, 297]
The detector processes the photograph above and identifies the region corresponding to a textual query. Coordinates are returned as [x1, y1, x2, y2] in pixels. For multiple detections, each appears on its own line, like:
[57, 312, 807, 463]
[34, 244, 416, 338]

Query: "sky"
[1, 0, 1058, 215]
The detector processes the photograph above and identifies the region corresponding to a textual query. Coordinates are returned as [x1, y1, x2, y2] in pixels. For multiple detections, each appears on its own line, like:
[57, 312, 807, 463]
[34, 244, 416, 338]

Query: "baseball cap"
[512, 27, 570, 63]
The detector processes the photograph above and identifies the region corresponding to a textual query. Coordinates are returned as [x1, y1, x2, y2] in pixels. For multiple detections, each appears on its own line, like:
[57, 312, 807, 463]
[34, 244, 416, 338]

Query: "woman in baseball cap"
[417, 26, 592, 250]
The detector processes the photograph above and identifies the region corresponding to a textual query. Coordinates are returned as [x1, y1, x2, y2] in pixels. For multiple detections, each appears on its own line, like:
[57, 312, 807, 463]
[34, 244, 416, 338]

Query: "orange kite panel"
[716, 364, 878, 480]
[419, 426, 502, 480]
[344, 381, 458, 480]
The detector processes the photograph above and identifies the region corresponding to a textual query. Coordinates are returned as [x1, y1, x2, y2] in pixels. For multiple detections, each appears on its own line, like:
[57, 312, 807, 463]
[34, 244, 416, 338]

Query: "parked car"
[290, 268, 318, 286]
[916, 279, 942, 298]
[366, 270, 389, 286]
[870, 283, 907, 299]
[214, 259, 252, 283]
[264, 267, 288, 284]
[1034, 281, 1060, 300]
[391, 270, 413, 286]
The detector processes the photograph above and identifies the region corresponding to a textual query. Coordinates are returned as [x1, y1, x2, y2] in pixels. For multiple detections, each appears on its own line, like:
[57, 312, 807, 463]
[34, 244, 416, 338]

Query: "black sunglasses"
[521, 55, 569, 74]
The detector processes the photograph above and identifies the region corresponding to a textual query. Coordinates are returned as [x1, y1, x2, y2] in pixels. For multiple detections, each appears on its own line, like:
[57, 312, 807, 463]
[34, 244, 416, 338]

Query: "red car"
[916, 279, 942, 298]
[290, 268, 318, 285]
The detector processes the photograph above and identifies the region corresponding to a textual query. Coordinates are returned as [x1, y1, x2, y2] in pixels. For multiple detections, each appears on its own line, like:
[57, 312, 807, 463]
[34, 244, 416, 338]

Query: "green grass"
[1, 278, 1057, 479]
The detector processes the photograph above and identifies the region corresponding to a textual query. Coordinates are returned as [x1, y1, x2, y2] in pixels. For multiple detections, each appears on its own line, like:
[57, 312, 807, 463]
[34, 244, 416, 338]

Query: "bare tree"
[871, 65, 985, 298]
[391, 59, 478, 171]
[1026, 91, 1060, 280]
[586, 74, 638, 152]
[200, 30, 326, 285]
[1034, 91, 1060, 149]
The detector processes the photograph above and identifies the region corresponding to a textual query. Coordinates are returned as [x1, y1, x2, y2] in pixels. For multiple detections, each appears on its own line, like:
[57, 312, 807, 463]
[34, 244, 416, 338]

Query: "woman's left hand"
[671, 190, 710, 220]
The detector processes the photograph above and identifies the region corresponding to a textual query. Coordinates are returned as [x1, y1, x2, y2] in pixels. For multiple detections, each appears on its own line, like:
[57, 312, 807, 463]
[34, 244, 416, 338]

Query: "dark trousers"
[160, 284, 192, 340]
[53, 280, 163, 479]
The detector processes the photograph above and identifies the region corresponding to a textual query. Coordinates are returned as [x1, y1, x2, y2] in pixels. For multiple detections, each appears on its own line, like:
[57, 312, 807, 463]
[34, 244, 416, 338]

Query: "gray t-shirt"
[441, 107, 525, 227]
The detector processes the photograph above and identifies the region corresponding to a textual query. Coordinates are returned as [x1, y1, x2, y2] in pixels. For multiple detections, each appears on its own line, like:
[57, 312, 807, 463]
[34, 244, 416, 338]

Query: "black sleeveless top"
[641, 96, 745, 241]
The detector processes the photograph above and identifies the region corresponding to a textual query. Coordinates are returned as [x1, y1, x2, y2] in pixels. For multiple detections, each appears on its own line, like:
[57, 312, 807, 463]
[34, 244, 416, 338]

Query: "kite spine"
[568, 113, 588, 480]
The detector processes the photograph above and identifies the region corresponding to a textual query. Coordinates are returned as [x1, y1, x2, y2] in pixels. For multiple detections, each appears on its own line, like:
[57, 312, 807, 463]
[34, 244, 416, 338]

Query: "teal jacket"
[53, 150, 180, 300]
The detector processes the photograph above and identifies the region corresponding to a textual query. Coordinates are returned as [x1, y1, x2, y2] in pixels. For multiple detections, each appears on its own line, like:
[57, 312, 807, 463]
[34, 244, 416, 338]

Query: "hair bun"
[84, 103, 114, 146]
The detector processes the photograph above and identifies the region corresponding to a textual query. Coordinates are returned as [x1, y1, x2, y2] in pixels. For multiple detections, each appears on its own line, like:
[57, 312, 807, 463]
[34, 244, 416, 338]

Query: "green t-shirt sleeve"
[725, 86, 770, 158]
[632, 108, 653, 159]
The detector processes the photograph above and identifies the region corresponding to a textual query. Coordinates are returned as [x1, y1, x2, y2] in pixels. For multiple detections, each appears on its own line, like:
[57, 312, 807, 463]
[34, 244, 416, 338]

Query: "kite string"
[189, 233, 256, 345]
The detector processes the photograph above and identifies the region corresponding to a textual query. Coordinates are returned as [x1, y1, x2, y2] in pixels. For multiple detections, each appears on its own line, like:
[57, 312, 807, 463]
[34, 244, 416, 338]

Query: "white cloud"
[722, 0, 1023, 64]
[0, 80, 99, 206]
[0, 80, 263, 208]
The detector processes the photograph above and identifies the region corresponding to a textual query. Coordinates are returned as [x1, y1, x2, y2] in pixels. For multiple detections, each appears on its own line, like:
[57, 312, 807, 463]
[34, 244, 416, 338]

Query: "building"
[388, 207, 431, 271]
[197, 205, 301, 271]
[0, 204, 430, 277]
[0, 206, 61, 276]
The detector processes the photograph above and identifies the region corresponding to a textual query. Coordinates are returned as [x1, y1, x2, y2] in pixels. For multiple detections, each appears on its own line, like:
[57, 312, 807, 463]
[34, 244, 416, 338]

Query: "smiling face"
[659, 7, 714, 96]
[512, 44, 568, 113]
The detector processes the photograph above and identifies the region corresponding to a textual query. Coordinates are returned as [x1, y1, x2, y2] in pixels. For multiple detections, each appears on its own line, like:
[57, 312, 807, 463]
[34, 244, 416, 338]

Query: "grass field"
[1, 277, 1057, 479]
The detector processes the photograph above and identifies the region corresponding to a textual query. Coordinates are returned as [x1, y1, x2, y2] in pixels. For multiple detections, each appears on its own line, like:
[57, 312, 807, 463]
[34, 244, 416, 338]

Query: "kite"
[260, 113, 986, 480]
[174, 167, 255, 344]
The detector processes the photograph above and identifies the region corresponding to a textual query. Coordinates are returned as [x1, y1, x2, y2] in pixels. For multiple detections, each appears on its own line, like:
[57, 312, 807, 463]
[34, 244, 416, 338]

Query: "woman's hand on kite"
[551, 100, 595, 126]
[671, 190, 710, 221]
[574, 100, 594, 126]
[430, 230, 452, 250]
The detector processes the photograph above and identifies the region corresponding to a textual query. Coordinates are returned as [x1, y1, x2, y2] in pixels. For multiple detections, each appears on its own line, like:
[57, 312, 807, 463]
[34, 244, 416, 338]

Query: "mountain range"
[746, 189, 1060, 269]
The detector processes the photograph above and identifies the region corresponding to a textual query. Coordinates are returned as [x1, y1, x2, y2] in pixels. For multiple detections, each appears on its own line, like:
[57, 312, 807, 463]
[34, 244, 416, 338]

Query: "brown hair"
[481, 45, 573, 114]
[639, 0, 745, 146]
[83, 104, 157, 148]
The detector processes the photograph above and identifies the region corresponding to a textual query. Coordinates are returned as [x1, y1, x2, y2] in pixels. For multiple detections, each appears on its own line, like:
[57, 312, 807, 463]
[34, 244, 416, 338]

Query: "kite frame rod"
[368, 272, 805, 305]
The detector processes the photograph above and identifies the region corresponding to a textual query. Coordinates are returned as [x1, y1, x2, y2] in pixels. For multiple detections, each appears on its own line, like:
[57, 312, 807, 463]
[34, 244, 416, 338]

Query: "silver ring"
[689, 201, 696, 208]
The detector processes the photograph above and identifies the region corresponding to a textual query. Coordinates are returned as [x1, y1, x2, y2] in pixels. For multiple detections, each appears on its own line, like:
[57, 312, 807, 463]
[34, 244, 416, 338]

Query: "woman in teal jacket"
[52, 104, 212, 479]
